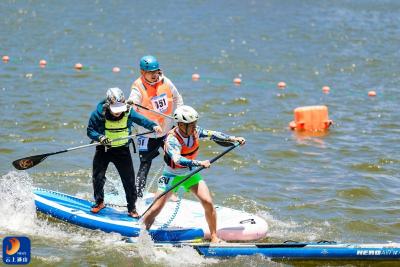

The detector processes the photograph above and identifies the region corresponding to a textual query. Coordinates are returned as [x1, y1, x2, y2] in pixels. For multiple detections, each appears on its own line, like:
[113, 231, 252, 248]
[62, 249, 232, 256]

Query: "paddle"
[213, 139, 237, 147]
[131, 103, 174, 120]
[12, 131, 154, 170]
[140, 142, 240, 218]
[130, 103, 236, 148]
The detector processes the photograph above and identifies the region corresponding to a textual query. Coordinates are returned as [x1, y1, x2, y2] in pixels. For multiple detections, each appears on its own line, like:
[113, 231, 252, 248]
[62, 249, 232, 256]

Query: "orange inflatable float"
[289, 105, 332, 131]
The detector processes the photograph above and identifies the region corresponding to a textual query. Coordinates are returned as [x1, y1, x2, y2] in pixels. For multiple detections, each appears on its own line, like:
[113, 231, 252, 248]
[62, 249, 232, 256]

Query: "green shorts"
[158, 173, 203, 193]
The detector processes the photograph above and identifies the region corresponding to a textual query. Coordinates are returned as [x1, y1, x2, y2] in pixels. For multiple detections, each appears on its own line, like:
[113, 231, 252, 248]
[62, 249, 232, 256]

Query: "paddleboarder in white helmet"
[87, 87, 162, 218]
[142, 105, 245, 243]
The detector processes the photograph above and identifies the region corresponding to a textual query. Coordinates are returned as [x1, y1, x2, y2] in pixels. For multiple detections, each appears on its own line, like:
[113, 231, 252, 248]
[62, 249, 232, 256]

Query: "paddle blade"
[213, 140, 235, 147]
[12, 154, 50, 170]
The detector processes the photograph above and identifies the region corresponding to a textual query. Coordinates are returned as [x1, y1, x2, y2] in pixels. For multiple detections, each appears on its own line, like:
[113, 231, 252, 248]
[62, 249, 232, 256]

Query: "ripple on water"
[378, 157, 400, 165]
[32, 169, 92, 192]
[0, 73, 14, 78]
[48, 111, 63, 116]
[225, 110, 248, 118]
[20, 137, 55, 143]
[77, 103, 93, 109]
[23, 111, 42, 117]
[350, 162, 385, 172]
[223, 194, 271, 214]
[229, 121, 275, 133]
[72, 73, 91, 79]
[17, 100, 32, 105]
[386, 222, 400, 232]
[344, 220, 385, 234]
[268, 150, 300, 159]
[228, 97, 249, 105]
[379, 123, 400, 129]
[22, 120, 57, 132]
[275, 92, 299, 99]
[336, 186, 378, 200]
[0, 148, 14, 154]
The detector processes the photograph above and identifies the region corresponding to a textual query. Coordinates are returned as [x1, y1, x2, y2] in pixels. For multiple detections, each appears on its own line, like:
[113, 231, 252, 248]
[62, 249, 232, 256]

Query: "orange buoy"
[233, 77, 242, 85]
[289, 105, 332, 131]
[112, 66, 120, 73]
[322, 86, 330, 94]
[192, 73, 200, 81]
[2, 55, 10, 63]
[277, 81, 286, 89]
[368, 90, 376, 97]
[39, 59, 47, 68]
[74, 63, 83, 70]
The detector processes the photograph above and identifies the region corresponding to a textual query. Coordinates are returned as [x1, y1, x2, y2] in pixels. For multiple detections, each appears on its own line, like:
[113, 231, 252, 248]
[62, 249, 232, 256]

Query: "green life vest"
[105, 113, 129, 147]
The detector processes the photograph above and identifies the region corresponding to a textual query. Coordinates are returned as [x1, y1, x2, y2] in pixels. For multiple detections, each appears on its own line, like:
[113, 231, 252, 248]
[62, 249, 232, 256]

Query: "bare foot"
[210, 237, 225, 244]
[170, 193, 179, 202]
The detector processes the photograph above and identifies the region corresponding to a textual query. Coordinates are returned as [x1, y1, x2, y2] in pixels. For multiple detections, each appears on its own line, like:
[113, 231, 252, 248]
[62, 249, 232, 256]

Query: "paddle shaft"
[131, 104, 236, 147]
[132, 104, 236, 148]
[132, 103, 174, 120]
[140, 142, 240, 218]
[51, 131, 155, 154]
[12, 131, 155, 170]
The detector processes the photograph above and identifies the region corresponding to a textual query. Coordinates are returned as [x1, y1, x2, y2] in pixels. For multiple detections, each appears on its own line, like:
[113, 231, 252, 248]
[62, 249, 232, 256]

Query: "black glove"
[99, 136, 112, 146]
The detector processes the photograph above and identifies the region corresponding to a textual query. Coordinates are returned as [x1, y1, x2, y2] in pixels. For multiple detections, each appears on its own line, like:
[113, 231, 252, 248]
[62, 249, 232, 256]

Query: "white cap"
[109, 102, 127, 113]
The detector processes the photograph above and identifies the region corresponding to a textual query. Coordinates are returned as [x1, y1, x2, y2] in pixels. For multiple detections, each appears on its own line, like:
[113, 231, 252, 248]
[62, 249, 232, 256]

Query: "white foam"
[135, 228, 217, 266]
[0, 171, 36, 232]
[258, 209, 333, 242]
[0, 171, 123, 246]
[110, 227, 217, 266]
[32, 255, 62, 264]
[150, 245, 216, 267]
[137, 227, 157, 259]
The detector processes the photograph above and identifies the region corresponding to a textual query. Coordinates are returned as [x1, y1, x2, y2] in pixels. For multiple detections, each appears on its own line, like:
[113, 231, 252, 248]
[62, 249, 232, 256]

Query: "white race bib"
[137, 136, 149, 151]
[151, 93, 168, 113]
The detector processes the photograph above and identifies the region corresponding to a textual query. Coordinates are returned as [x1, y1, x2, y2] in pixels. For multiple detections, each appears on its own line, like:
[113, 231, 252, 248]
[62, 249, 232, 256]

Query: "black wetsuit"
[136, 135, 165, 198]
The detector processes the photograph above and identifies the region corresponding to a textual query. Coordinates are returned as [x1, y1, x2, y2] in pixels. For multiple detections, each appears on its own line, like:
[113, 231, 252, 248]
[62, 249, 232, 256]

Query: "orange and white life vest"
[164, 127, 199, 169]
[133, 77, 173, 130]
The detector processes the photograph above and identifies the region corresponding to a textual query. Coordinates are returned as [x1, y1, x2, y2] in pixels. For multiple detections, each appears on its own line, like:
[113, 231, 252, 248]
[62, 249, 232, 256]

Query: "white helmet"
[106, 87, 127, 113]
[106, 87, 125, 103]
[173, 105, 199, 123]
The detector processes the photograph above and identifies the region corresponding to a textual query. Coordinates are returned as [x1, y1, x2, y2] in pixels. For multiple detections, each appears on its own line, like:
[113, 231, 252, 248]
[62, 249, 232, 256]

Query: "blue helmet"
[140, 55, 160, 71]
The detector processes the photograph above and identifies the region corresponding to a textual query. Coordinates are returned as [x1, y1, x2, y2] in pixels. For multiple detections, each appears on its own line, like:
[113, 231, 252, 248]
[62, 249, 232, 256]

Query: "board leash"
[158, 187, 184, 230]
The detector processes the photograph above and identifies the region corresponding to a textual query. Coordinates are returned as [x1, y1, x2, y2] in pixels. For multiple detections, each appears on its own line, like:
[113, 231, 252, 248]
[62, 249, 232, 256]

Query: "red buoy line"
[2, 55, 379, 105]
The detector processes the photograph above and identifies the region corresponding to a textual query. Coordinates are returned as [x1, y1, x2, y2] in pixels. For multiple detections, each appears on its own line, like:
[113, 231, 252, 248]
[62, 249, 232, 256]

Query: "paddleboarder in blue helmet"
[127, 55, 184, 198]
[142, 105, 245, 243]
[87, 87, 162, 218]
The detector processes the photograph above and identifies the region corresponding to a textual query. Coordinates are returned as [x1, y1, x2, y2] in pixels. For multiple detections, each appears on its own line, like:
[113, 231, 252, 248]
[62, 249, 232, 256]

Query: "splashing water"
[135, 227, 217, 266]
[0, 171, 260, 265]
[137, 227, 156, 260]
[0, 171, 36, 232]
[104, 175, 128, 206]
[150, 245, 217, 267]
[0, 171, 121, 246]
